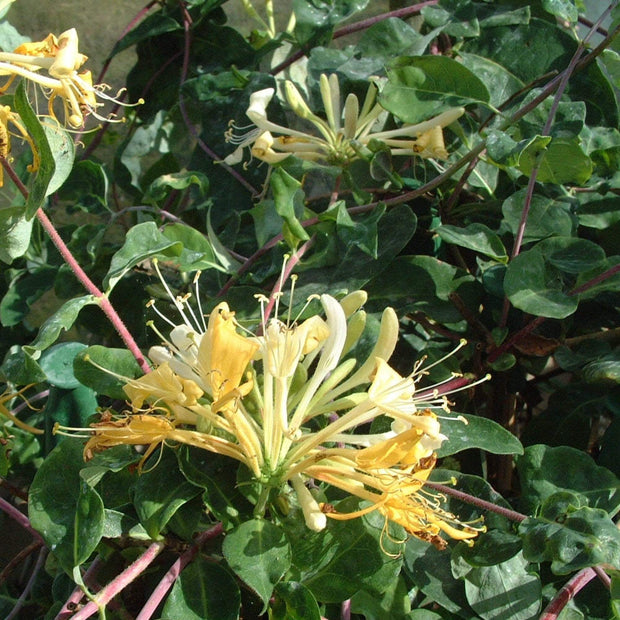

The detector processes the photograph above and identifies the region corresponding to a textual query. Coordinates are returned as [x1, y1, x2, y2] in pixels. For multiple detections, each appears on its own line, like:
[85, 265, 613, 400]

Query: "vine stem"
[270, 0, 439, 75]
[0, 496, 44, 542]
[135, 523, 223, 620]
[500, 3, 619, 327]
[177, 1, 258, 196]
[5, 547, 48, 620]
[55, 558, 103, 620]
[488, 262, 620, 363]
[539, 567, 596, 620]
[423, 480, 527, 523]
[0, 156, 150, 374]
[69, 542, 166, 620]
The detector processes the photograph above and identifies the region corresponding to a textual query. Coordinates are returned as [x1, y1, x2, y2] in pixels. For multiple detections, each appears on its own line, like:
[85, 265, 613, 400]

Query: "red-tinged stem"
[97, 1, 159, 85]
[0, 496, 44, 542]
[0, 156, 150, 373]
[177, 2, 258, 196]
[539, 568, 596, 620]
[424, 481, 527, 523]
[0, 540, 44, 587]
[501, 4, 617, 328]
[54, 558, 103, 620]
[135, 523, 223, 620]
[271, 0, 439, 75]
[70, 542, 165, 620]
[341, 599, 351, 620]
[5, 547, 48, 620]
[489, 262, 620, 363]
[259, 236, 316, 331]
[36, 208, 151, 374]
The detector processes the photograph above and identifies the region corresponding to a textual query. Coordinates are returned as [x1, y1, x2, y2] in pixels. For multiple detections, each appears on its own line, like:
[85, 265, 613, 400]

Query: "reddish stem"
[423, 481, 527, 523]
[36, 208, 151, 373]
[0, 496, 44, 542]
[54, 558, 103, 620]
[539, 568, 596, 620]
[70, 542, 165, 620]
[271, 0, 439, 75]
[135, 523, 223, 620]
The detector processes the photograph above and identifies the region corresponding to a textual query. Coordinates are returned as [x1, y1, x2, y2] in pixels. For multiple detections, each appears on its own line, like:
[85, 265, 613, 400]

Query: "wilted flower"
[58, 260, 485, 549]
[0, 385, 43, 435]
[0, 105, 39, 186]
[225, 73, 464, 166]
[0, 28, 141, 128]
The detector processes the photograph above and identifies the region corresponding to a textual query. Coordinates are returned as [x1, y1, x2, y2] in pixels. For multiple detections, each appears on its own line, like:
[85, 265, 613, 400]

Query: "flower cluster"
[0, 28, 140, 128]
[59, 262, 484, 549]
[225, 73, 464, 167]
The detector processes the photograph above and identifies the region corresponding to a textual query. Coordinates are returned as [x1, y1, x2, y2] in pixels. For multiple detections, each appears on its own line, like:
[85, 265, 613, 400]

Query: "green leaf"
[381, 56, 490, 124]
[42, 123, 75, 195]
[293, 498, 403, 603]
[542, 0, 578, 23]
[144, 170, 209, 203]
[271, 582, 321, 620]
[502, 189, 575, 241]
[162, 557, 241, 620]
[29, 439, 104, 571]
[505, 237, 606, 318]
[270, 168, 310, 244]
[39, 343, 87, 389]
[0, 267, 55, 327]
[57, 160, 108, 210]
[516, 444, 620, 515]
[110, 13, 181, 57]
[73, 346, 144, 400]
[518, 137, 593, 185]
[24, 295, 98, 357]
[437, 413, 523, 457]
[458, 529, 523, 567]
[350, 574, 411, 620]
[103, 221, 183, 290]
[1, 346, 46, 384]
[504, 246, 575, 319]
[161, 223, 226, 272]
[292, 0, 369, 47]
[458, 52, 524, 109]
[43, 385, 98, 441]
[404, 537, 471, 616]
[13, 82, 54, 219]
[365, 255, 476, 324]
[0, 206, 33, 263]
[519, 493, 620, 574]
[461, 552, 542, 620]
[435, 223, 508, 263]
[223, 518, 292, 611]
[132, 448, 201, 538]
[74, 481, 105, 567]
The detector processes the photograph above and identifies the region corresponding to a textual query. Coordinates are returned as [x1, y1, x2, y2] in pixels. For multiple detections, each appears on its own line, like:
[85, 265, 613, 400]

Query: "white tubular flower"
[58, 264, 485, 549]
[224, 73, 465, 166]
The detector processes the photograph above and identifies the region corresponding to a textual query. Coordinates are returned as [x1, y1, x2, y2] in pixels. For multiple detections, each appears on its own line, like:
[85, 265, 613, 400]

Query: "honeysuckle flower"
[0, 105, 39, 186]
[224, 73, 464, 166]
[0, 29, 141, 128]
[58, 261, 485, 549]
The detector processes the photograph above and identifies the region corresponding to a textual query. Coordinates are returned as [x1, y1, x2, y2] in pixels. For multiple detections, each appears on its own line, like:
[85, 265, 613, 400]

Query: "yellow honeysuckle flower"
[58, 260, 485, 548]
[224, 73, 464, 166]
[0, 105, 39, 186]
[0, 29, 141, 128]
